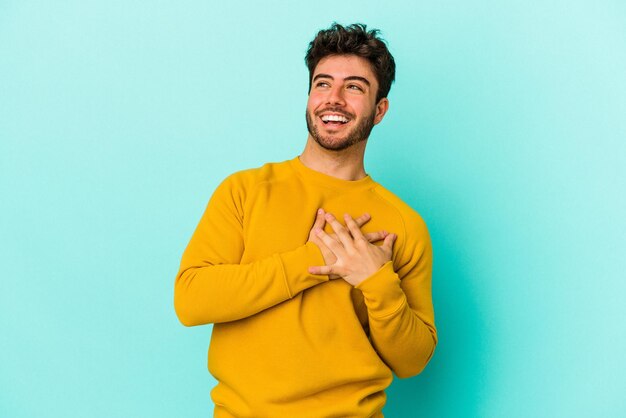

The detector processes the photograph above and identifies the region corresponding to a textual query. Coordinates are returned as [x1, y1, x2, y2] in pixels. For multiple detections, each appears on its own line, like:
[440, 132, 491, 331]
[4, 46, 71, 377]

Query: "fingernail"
[318, 208, 324, 215]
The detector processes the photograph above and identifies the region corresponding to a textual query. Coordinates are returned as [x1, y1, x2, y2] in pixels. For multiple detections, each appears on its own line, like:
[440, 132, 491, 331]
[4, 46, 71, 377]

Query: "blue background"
[1, 1, 625, 417]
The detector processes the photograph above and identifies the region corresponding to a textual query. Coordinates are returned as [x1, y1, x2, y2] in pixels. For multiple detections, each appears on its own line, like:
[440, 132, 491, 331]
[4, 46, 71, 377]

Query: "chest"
[240, 183, 400, 262]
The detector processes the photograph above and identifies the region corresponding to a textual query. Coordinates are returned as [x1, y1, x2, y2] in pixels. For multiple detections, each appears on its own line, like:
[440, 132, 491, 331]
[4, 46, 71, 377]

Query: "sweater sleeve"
[355, 218, 437, 378]
[174, 174, 328, 326]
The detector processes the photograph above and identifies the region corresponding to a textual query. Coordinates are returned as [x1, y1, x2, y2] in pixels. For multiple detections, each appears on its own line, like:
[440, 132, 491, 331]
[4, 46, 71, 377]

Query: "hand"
[308, 213, 397, 286]
[307, 209, 389, 280]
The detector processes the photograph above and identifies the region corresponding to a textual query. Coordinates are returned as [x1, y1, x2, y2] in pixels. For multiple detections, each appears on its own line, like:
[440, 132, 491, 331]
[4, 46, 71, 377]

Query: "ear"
[373, 98, 389, 125]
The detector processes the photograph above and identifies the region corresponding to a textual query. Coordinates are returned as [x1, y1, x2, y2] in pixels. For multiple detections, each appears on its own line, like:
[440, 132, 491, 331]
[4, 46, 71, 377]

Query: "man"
[175, 23, 437, 418]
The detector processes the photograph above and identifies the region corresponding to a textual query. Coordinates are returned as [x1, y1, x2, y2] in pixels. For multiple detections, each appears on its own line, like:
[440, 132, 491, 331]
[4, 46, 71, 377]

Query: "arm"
[174, 175, 327, 326]
[355, 234, 437, 378]
[309, 213, 437, 378]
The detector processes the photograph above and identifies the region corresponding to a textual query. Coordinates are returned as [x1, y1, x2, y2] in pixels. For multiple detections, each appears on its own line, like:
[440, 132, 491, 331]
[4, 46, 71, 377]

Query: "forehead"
[313, 55, 378, 86]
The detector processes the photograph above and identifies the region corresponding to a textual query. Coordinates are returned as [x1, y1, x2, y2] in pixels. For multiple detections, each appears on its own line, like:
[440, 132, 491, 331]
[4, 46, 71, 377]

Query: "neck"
[299, 135, 367, 181]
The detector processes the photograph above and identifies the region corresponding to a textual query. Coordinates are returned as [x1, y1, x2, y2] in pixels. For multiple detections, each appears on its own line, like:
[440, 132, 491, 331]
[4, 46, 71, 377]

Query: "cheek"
[306, 100, 321, 116]
[349, 102, 367, 117]
[346, 96, 370, 112]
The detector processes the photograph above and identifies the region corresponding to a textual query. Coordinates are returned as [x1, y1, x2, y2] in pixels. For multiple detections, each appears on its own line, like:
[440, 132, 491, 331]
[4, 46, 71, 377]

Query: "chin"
[305, 110, 370, 151]
[314, 135, 362, 152]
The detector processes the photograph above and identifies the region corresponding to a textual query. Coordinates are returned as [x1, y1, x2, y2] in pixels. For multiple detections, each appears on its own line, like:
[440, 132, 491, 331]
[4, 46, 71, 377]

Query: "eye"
[347, 84, 364, 92]
[315, 81, 330, 88]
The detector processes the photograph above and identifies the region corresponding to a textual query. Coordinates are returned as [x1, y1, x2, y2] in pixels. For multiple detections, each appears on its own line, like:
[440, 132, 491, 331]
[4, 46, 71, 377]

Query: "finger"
[344, 214, 367, 241]
[312, 208, 326, 230]
[324, 213, 353, 246]
[309, 265, 346, 277]
[308, 265, 333, 275]
[364, 230, 388, 243]
[315, 227, 346, 255]
[327, 233, 341, 243]
[313, 233, 332, 252]
[353, 212, 371, 228]
[381, 233, 397, 253]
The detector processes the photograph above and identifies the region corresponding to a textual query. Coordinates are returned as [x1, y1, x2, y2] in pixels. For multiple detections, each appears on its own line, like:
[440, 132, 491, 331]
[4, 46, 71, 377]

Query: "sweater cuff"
[355, 261, 406, 318]
[277, 241, 329, 298]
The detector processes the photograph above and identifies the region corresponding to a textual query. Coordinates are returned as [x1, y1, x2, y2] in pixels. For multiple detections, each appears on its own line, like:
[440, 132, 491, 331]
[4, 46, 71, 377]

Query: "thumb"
[308, 265, 333, 276]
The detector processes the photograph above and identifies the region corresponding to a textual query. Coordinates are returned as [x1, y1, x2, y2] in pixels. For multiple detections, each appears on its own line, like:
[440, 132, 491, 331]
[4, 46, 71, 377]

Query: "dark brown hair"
[305, 23, 396, 103]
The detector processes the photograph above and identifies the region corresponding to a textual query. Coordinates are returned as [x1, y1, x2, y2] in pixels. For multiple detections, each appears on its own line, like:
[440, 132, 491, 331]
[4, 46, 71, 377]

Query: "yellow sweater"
[175, 157, 437, 418]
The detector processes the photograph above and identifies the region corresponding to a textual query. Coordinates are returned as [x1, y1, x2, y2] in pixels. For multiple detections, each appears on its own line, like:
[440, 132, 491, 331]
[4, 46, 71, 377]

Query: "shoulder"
[219, 160, 293, 192]
[371, 184, 433, 275]
[212, 160, 293, 206]
[371, 183, 429, 238]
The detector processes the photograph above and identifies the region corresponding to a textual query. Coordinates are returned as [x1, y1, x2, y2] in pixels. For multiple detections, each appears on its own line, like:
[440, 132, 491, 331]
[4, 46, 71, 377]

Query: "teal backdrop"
[1, 1, 625, 417]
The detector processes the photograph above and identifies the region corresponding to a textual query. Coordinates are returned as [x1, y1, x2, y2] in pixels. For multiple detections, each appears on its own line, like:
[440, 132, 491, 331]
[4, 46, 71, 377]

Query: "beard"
[306, 108, 376, 151]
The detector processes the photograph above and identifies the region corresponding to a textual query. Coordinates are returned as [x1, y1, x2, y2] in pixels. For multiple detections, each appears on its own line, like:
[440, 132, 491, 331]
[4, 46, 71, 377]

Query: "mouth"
[319, 113, 351, 127]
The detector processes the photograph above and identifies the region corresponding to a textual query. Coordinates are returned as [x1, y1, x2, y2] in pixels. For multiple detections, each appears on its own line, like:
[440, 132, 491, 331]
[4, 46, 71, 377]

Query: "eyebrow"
[313, 74, 371, 86]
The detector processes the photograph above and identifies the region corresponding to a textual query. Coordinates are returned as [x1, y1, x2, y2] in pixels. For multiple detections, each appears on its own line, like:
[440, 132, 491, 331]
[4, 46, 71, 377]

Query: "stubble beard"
[306, 109, 376, 152]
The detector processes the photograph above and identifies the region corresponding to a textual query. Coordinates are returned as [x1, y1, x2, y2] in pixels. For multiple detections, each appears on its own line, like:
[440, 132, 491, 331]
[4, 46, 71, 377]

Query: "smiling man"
[175, 23, 437, 418]
[305, 54, 383, 152]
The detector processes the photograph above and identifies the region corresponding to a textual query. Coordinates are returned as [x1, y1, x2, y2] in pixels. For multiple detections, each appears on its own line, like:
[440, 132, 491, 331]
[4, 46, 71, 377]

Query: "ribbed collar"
[289, 156, 376, 191]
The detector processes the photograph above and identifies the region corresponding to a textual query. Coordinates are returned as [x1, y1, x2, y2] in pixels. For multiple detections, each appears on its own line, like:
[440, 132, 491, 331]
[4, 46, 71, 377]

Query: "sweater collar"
[289, 157, 376, 191]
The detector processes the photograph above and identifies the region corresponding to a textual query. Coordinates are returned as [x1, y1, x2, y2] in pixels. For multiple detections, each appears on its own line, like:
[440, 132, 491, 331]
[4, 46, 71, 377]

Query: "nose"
[326, 85, 345, 106]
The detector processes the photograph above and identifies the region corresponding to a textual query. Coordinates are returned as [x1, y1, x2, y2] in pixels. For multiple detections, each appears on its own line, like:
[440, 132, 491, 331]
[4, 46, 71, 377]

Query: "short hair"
[305, 23, 396, 103]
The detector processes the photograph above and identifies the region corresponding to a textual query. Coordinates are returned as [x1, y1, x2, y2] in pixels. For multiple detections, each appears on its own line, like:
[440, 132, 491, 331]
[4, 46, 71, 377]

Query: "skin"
[301, 54, 397, 286]
[308, 209, 397, 286]
[300, 54, 389, 181]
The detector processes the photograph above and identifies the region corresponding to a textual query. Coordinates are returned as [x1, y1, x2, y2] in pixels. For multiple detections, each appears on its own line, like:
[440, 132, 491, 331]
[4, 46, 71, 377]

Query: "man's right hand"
[307, 208, 388, 279]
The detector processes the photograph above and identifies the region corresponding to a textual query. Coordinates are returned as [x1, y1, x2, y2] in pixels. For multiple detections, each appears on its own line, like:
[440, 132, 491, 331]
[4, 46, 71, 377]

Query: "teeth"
[321, 114, 349, 123]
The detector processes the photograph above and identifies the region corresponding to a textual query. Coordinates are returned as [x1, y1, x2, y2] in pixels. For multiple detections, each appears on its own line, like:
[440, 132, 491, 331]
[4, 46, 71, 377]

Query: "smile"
[320, 114, 350, 125]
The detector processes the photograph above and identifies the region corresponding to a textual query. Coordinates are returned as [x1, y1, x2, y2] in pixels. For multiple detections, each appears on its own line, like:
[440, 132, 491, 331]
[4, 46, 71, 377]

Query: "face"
[306, 54, 389, 151]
